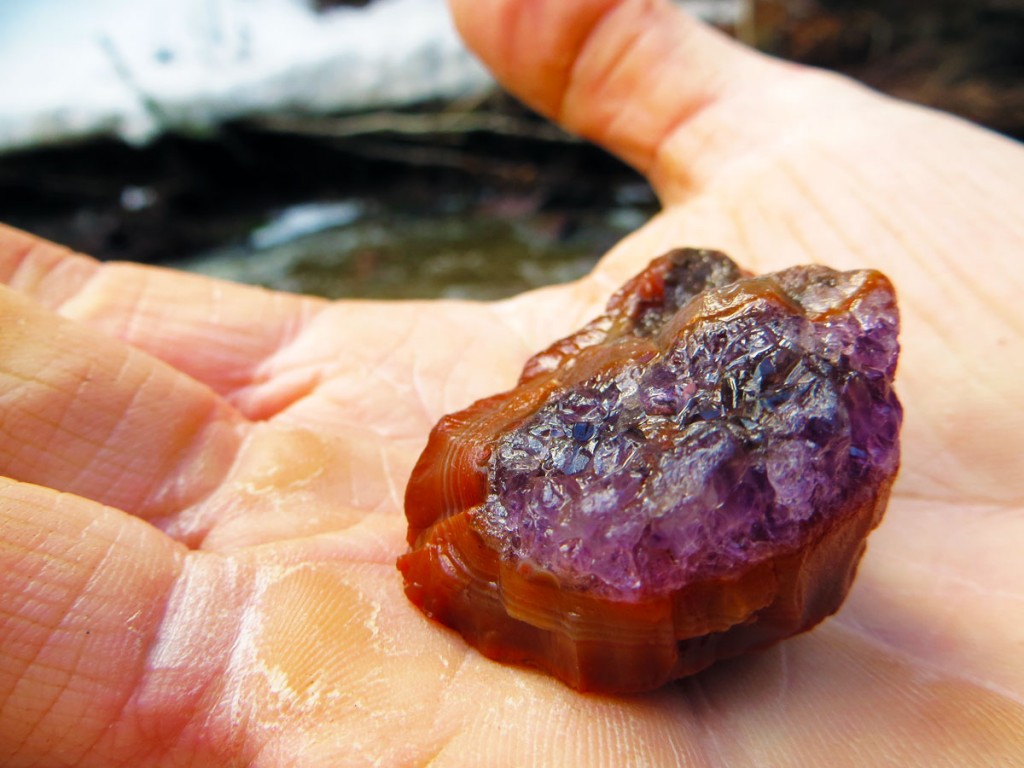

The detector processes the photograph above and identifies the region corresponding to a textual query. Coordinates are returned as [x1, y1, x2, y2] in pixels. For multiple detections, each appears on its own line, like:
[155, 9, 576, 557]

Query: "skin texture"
[0, 0, 1022, 764]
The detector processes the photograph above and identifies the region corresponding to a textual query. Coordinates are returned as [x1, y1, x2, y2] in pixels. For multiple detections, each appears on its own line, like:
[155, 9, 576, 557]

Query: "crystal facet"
[398, 249, 902, 692]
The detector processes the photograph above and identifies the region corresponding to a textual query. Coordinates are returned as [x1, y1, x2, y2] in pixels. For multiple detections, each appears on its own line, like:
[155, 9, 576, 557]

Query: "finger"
[0, 479, 189, 766]
[0, 285, 243, 529]
[0, 227, 550, 439]
[0, 223, 99, 307]
[0, 225, 325, 420]
[449, 0, 795, 196]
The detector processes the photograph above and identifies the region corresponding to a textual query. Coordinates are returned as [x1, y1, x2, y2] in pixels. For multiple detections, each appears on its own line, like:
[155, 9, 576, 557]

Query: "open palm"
[2, 1, 1022, 765]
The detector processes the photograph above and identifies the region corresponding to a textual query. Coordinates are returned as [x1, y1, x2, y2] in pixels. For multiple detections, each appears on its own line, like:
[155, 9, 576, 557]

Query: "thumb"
[449, 0, 777, 194]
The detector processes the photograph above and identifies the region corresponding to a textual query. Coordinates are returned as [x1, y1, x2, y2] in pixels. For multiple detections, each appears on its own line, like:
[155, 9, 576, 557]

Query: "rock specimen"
[398, 249, 902, 693]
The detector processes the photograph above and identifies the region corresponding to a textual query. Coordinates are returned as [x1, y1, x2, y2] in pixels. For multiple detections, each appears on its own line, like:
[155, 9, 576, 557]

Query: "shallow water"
[172, 191, 654, 301]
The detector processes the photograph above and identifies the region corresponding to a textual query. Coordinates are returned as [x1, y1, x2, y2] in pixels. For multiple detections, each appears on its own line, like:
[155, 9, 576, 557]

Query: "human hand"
[2, 0, 1023, 765]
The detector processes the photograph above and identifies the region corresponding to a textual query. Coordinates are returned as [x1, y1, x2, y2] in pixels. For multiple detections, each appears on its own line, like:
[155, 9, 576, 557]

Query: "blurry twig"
[97, 34, 172, 132]
[314, 138, 540, 182]
[248, 111, 580, 144]
[244, 107, 587, 182]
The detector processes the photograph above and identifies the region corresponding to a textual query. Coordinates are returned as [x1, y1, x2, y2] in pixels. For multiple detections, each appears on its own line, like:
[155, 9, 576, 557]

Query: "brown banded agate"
[398, 249, 901, 693]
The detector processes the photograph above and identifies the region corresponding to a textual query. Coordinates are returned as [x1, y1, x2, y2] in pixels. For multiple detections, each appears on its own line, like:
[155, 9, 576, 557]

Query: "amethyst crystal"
[399, 249, 902, 692]
[487, 257, 900, 596]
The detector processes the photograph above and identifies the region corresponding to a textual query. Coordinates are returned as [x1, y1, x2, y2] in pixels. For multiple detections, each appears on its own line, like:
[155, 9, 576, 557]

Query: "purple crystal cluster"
[484, 253, 901, 597]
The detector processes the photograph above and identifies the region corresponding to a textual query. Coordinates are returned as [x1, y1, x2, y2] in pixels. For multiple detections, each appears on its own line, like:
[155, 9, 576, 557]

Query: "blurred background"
[1, 0, 1021, 300]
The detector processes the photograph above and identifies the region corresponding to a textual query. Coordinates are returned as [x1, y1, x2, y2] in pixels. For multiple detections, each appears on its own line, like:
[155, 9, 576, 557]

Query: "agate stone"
[398, 249, 901, 693]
